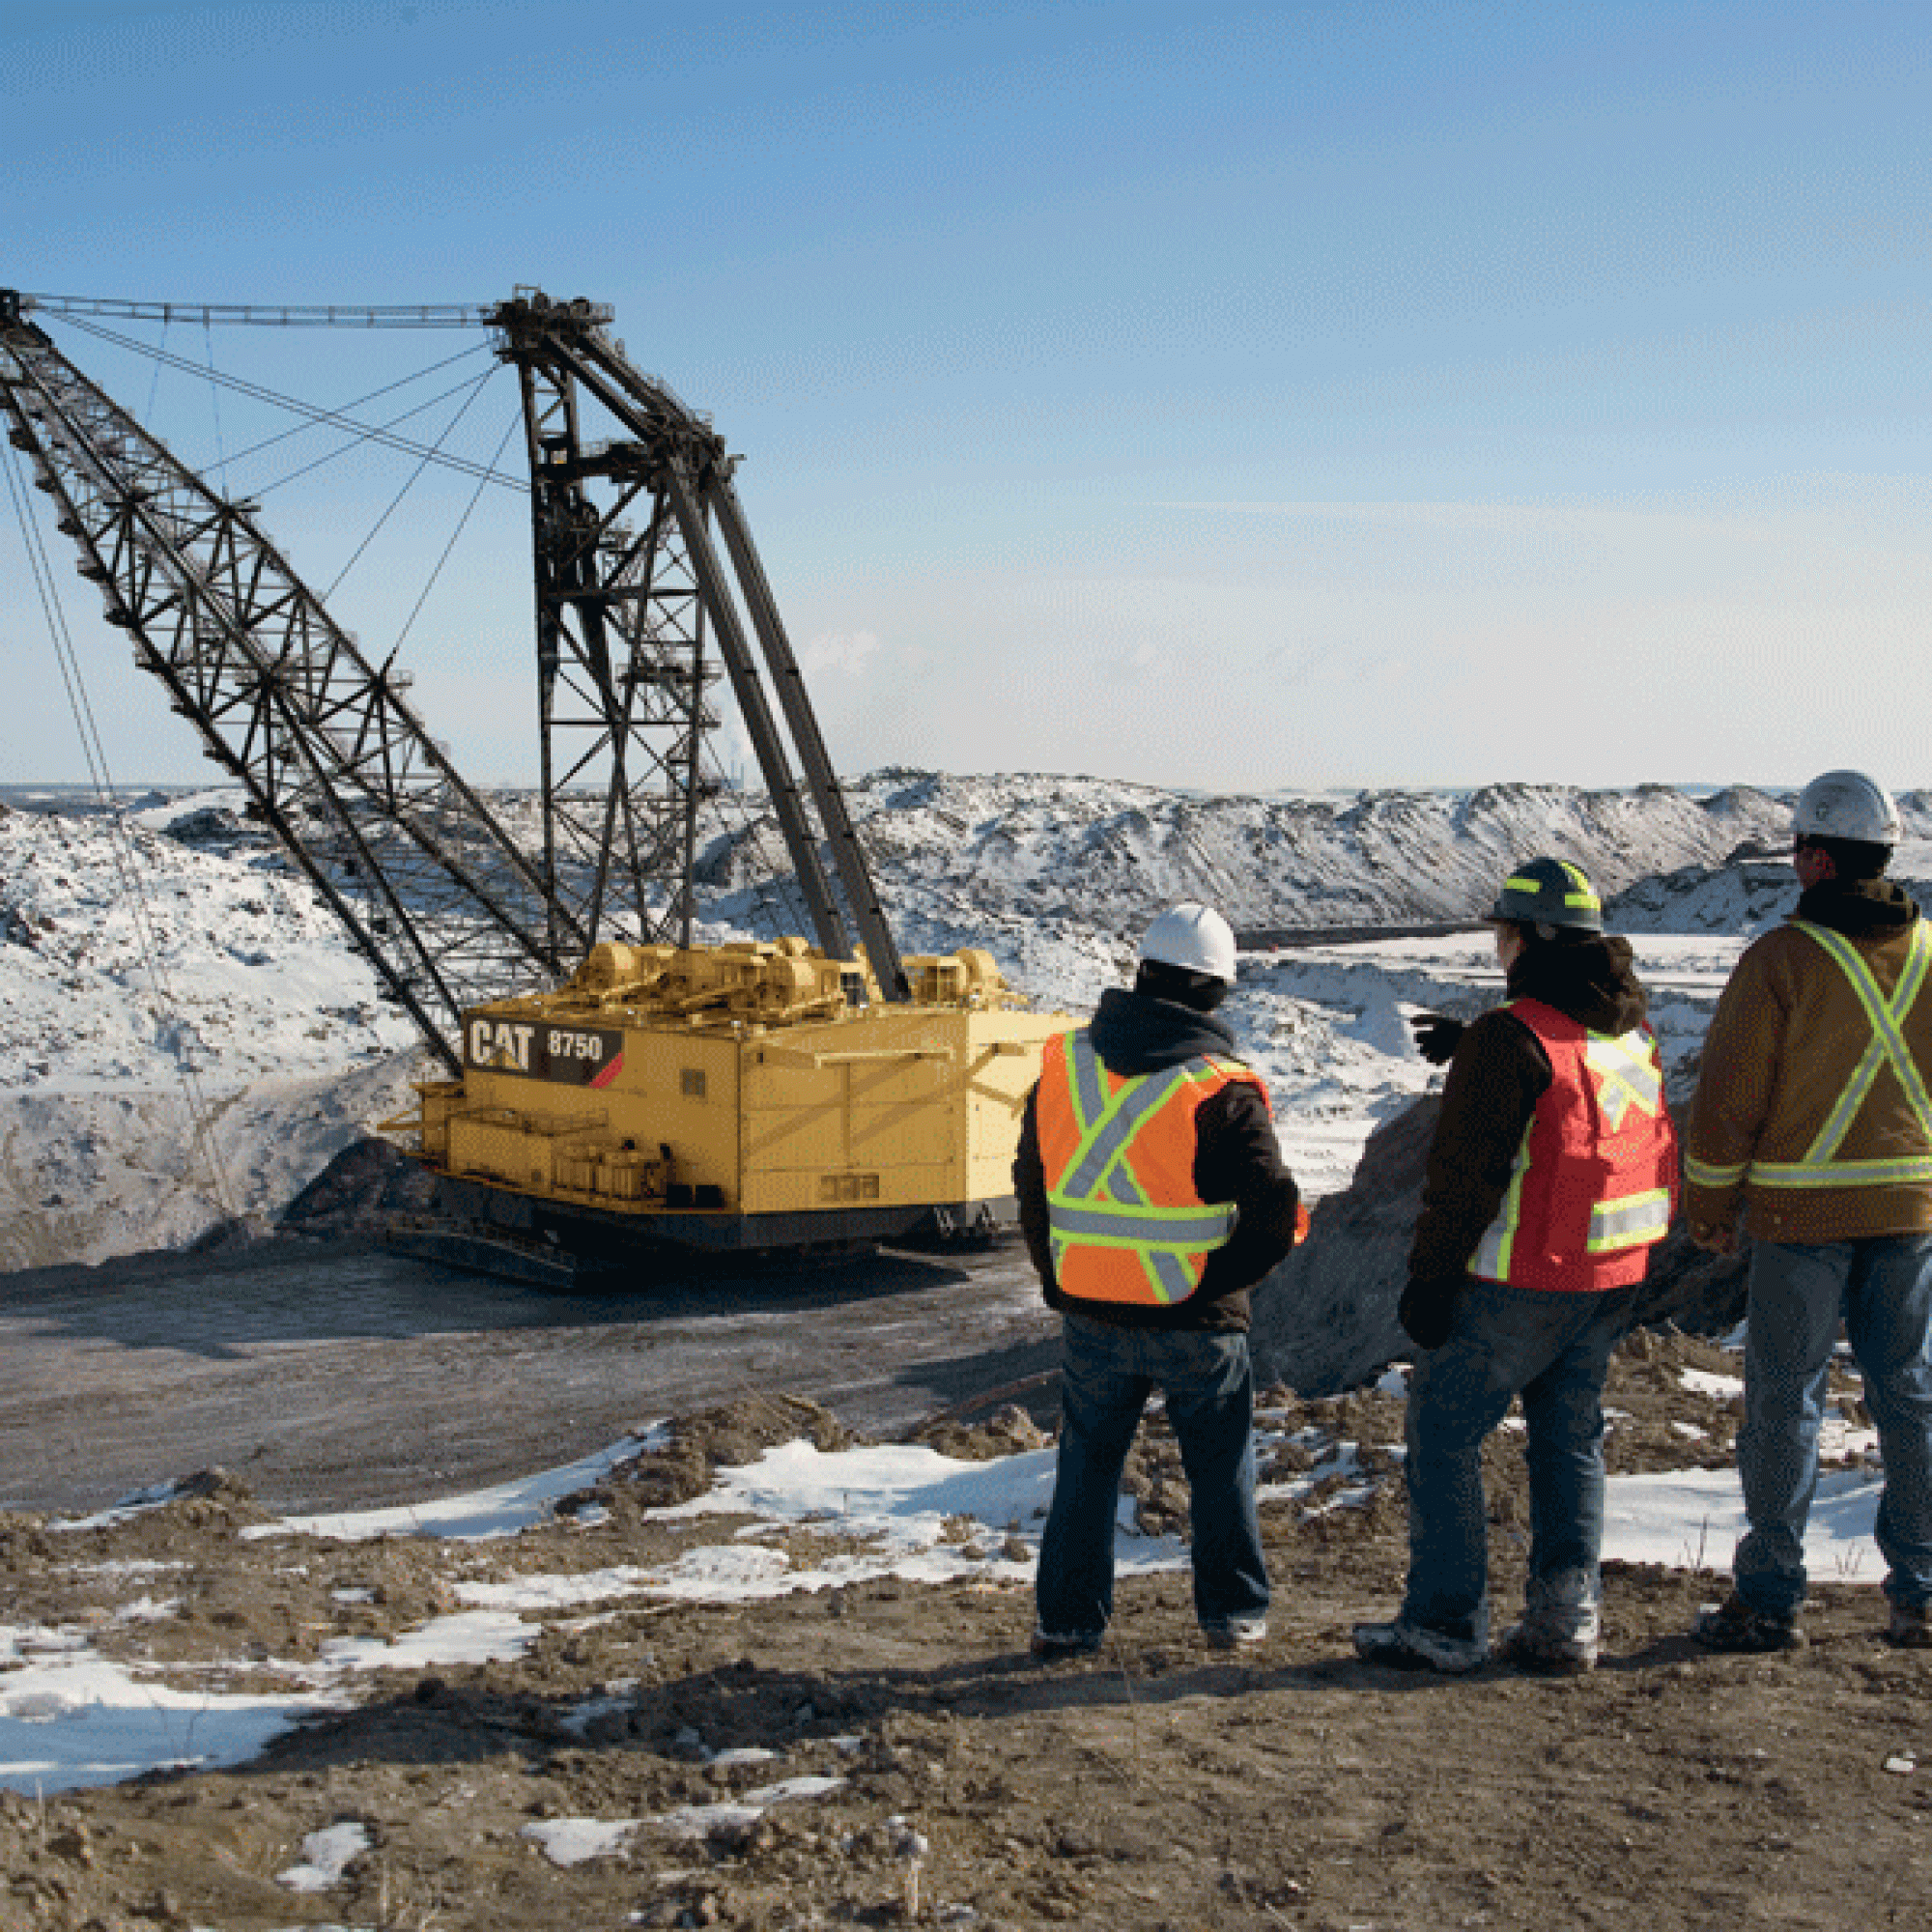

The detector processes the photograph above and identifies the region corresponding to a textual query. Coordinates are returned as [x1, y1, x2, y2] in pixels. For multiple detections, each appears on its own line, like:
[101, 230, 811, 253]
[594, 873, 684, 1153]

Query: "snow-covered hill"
[0, 800, 425, 1269]
[711, 771, 1809, 946]
[1607, 838, 1932, 936]
[0, 772, 1904, 1267]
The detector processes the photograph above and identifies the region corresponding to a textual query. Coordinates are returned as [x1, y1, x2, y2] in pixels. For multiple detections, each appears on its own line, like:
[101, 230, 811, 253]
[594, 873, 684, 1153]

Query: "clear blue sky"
[5, 0, 1931, 794]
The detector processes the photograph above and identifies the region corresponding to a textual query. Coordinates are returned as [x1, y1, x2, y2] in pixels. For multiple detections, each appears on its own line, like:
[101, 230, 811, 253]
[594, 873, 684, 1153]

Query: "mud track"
[0, 1236, 1059, 1516]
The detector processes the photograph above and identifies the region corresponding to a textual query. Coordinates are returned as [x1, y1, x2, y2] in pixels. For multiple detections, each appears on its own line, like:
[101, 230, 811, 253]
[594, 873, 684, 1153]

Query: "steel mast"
[0, 291, 568, 1071]
[490, 290, 908, 999]
[0, 286, 911, 1074]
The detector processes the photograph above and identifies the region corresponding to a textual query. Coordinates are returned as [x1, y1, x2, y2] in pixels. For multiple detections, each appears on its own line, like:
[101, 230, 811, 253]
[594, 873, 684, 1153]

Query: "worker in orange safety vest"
[1013, 902, 1303, 1658]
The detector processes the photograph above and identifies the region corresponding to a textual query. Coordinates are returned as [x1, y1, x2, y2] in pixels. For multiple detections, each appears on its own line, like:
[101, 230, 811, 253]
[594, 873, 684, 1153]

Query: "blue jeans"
[1401, 1277, 1636, 1648]
[1035, 1312, 1268, 1638]
[1734, 1236, 1932, 1616]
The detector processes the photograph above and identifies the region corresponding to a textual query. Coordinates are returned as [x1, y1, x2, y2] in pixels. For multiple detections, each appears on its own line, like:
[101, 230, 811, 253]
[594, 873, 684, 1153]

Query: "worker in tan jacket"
[1686, 770, 1932, 1652]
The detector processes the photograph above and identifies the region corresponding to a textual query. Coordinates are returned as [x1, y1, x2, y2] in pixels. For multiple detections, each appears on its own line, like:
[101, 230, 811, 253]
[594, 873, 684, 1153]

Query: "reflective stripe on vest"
[1583, 1032, 1662, 1128]
[1045, 1031, 1238, 1305]
[1470, 1119, 1536, 1282]
[1746, 921, 1932, 1190]
[1587, 1186, 1673, 1252]
[1469, 1003, 1675, 1290]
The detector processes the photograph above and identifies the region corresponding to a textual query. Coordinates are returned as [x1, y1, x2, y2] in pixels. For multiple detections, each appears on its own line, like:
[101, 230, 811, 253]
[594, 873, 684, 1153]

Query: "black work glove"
[1409, 1012, 1465, 1066]
[1398, 1274, 1463, 1351]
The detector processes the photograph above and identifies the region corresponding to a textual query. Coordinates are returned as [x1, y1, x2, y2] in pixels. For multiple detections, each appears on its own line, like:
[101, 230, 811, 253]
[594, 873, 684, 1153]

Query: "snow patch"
[277, 1821, 373, 1892]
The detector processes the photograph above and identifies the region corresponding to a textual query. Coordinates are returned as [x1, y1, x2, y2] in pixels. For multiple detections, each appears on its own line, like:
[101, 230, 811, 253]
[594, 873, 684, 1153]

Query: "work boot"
[1887, 1602, 1932, 1650]
[1496, 1621, 1597, 1675]
[1691, 1594, 1805, 1654]
[1029, 1627, 1103, 1662]
[1351, 1619, 1485, 1675]
[1202, 1616, 1268, 1652]
[1501, 1569, 1601, 1673]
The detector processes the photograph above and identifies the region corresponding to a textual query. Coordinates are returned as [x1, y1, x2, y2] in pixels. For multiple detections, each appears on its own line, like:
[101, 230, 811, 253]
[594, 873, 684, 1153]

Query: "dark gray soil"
[0, 1236, 1060, 1517]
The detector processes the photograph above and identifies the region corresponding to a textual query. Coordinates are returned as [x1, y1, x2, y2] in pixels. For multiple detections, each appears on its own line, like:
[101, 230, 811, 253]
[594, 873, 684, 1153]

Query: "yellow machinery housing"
[395, 937, 1067, 1252]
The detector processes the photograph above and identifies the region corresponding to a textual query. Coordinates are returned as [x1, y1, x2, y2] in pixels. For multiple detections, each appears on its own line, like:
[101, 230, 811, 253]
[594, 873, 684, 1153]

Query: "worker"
[1354, 857, 1677, 1674]
[1686, 770, 1932, 1652]
[1014, 902, 1303, 1657]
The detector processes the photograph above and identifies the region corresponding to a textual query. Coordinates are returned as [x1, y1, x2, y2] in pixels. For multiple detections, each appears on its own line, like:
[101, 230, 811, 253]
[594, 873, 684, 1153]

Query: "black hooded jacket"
[1795, 873, 1918, 938]
[1407, 934, 1653, 1292]
[1012, 986, 1301, 1332]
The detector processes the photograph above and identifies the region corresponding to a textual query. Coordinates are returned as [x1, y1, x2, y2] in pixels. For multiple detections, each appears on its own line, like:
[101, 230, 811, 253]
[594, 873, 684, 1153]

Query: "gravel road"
[0, 1236, 1061, 1516]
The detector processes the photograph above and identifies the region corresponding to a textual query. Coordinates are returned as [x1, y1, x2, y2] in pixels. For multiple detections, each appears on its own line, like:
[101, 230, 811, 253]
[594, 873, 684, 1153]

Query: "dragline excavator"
[0, 286, 1068, 1275]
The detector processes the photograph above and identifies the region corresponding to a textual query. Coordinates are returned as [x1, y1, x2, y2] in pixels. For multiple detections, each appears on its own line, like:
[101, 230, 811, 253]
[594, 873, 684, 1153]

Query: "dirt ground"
[4, 1333, 1929, 1932]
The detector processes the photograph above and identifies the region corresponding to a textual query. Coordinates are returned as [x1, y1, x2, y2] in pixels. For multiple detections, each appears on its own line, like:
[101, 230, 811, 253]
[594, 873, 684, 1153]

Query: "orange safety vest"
[1468, 998, 1678, 1293]
[1037, 1028, 1257, 1306]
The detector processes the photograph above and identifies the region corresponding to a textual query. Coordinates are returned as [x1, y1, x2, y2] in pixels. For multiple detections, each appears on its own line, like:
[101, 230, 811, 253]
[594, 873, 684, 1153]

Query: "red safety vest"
[1037, 1028, 1257, 1306]
[1468, 998, 1678, 1293]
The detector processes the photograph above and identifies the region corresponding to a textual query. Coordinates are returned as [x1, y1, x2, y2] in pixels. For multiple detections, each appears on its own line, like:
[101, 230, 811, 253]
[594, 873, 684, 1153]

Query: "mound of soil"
[276, 1136, 440, 1240]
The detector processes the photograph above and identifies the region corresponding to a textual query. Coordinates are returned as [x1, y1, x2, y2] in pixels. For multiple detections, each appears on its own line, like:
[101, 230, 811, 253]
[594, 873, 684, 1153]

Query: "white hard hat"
[1140, 902, 1237, 983]
[1793, 769, 1900, 846]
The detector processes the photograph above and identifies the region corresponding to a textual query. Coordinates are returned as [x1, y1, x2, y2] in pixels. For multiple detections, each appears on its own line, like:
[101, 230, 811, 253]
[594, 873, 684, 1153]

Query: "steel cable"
[325, 363, 503, 598]
[229, 340, 494, 472]
[389, 402, 526, 657]
[259, 368, 504, 503]
[60, 314, 521, 488]
[0, 434, 243, 1225]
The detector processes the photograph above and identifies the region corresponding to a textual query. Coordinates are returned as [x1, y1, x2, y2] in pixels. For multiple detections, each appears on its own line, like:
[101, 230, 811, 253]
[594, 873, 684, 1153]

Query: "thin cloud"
[798, 630, 883, 679]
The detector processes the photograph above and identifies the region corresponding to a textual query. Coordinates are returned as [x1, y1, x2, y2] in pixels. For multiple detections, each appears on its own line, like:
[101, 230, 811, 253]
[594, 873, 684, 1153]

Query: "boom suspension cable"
[0, 434, 242, 1223]
[270, 364, 503, 508]
[59, 313, 520, 489]
[220, 339, 494, 471]
[389, 402, 526, 655]
[324, 368, 502, 598]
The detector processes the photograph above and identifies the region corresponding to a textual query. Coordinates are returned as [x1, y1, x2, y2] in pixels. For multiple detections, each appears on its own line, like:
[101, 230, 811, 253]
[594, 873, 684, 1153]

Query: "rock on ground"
[275, 1131, 440, 1239]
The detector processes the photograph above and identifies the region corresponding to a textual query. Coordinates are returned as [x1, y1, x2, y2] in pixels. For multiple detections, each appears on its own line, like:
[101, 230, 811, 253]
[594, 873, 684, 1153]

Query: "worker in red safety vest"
[1014, 902, 1303, 1658]
[1354, 857, 1678, 1675]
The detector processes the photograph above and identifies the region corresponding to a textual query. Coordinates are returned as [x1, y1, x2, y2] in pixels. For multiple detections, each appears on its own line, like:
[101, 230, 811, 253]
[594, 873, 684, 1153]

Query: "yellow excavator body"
[392, 937, 1068, 1250]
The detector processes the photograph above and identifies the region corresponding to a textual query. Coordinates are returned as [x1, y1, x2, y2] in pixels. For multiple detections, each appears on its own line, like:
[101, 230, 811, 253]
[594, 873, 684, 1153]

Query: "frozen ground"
[0, 1332, 1921, 1932]
[0, 1353, 1890, 1798]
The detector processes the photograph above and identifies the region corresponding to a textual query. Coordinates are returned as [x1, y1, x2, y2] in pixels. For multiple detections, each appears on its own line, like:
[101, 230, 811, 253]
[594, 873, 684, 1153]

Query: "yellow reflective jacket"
[1686, 897, 1932, 1242]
